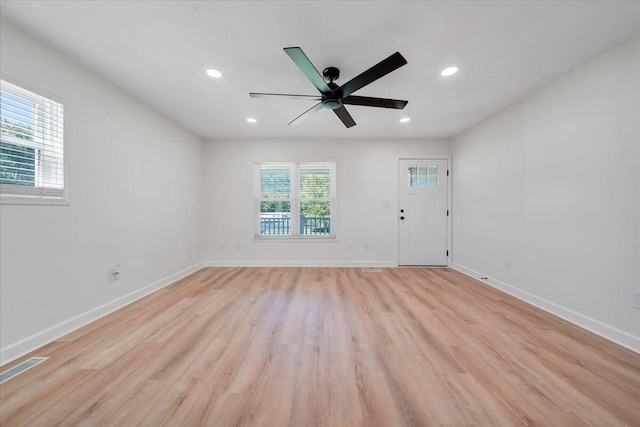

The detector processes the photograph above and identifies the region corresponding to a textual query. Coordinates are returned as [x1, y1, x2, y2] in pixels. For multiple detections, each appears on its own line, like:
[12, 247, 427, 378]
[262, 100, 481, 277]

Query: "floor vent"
[361, 268, 382, 273]
[0, 357, 49, 384]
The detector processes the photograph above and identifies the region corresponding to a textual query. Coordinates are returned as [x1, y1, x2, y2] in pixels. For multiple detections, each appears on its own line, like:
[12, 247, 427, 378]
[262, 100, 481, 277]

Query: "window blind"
[0, 79, 65, 198]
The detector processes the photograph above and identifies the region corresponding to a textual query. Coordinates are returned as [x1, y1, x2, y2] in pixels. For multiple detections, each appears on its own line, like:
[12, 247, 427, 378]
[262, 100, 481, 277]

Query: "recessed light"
[400, 117, 411, 123]
[441, 66, 458, 77]
[206, 69, 222, 78]
[246, 118, 257, 123]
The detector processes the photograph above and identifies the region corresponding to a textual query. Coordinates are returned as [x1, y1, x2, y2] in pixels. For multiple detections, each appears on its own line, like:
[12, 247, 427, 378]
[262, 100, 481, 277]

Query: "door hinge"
[447, 169, 449, 176]
[446, 250, 449, 257]
[447, 210, 449, 216]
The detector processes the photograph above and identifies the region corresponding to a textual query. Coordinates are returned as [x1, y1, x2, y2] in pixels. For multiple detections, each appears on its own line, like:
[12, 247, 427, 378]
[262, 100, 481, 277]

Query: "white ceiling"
[1, 1, 639, 140]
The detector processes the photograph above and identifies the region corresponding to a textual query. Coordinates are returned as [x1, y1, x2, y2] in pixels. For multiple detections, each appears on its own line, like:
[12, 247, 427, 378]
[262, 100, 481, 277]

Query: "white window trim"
[254, 161, 337, 240]
[0, 193, 69, 206]
[0, 72, 69, 206]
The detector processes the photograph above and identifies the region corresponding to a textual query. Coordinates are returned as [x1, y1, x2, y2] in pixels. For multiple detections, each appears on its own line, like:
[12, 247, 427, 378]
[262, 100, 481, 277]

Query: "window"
[254, 162, 336, 238]
[408, 165, 438, 187]
[1, 79, 65, 204]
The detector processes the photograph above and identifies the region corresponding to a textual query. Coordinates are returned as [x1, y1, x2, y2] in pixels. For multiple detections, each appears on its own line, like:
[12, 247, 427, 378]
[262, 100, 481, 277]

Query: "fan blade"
[250, 93, 321, 101]
[340, 52, 407, 98]
[333, 106, 356, 128]
[342, 96, 408, 109]
[288, 102, 323, 126]
[284, 47, 332, 95]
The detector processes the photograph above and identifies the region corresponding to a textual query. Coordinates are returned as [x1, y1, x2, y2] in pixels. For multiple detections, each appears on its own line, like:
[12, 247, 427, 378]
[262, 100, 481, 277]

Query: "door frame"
[396, 156, 452, 267]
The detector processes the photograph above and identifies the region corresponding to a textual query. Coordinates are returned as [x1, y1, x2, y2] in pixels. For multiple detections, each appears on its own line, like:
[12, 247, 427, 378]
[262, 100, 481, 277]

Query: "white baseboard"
[451, 263, 640, 354]
[0, 262, 204, 366]
[203, 259, 397, 268]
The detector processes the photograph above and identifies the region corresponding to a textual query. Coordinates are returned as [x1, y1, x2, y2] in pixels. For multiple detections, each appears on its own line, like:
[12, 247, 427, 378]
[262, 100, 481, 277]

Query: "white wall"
[0, 19, 204, 362]
[3, 16, 636, 365]
[202, 138, 449, 266]
[451, 37, 640, 348]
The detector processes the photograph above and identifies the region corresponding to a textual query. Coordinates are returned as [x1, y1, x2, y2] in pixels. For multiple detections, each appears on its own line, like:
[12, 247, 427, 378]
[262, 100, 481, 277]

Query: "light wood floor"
[1, 268, 639, 426]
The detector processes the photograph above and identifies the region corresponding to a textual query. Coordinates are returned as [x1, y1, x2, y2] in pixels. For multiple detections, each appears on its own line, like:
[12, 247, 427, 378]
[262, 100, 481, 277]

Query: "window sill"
[253, 235, 337, 242]
[1, 194, 69, 206]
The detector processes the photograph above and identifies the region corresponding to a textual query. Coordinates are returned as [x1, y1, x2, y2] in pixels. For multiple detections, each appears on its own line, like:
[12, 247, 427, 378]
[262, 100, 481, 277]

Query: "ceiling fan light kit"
[250, 47, 408, 128]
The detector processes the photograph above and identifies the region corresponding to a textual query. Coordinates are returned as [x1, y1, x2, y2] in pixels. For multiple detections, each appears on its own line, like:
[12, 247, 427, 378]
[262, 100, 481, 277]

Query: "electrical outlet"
[505, 258, 512, 268]
[364, 242, 370, 251]
[187, 246, 193, 256]
[220, 244, 225, 250]
[236, 243, 242, 250]
[347, 243, 353, 250]
[634, 292, 640, 310]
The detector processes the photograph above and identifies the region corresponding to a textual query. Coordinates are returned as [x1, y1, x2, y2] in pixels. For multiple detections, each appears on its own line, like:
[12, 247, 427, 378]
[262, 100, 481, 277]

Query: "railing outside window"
[260, 214, 330, 236]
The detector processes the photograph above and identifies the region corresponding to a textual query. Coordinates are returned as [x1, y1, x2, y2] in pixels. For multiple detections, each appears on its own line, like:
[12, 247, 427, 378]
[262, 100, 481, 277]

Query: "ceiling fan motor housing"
[322, 81, 343, 109]
[322, 98, 342, 110]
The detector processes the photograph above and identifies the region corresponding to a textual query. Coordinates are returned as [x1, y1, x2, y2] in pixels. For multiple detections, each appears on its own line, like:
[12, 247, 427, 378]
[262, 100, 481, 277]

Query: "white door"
[398, 159, 448, 266]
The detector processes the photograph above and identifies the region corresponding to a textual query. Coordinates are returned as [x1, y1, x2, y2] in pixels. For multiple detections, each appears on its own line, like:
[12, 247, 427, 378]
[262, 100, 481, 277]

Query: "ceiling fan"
[249, 47, 408, 128]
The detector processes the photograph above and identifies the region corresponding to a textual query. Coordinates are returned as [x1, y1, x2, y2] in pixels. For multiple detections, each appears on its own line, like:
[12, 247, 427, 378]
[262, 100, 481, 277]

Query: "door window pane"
[408, 166, 418, 187]
[408, 164, 437, 187]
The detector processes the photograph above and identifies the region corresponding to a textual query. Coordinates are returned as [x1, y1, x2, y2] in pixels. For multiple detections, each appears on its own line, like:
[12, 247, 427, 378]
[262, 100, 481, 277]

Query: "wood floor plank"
[1, 267, 639, 426]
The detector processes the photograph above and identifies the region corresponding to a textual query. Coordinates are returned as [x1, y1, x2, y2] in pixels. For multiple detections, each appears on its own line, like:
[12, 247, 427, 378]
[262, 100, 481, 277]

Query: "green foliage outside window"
[300, 169, 330, 218]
